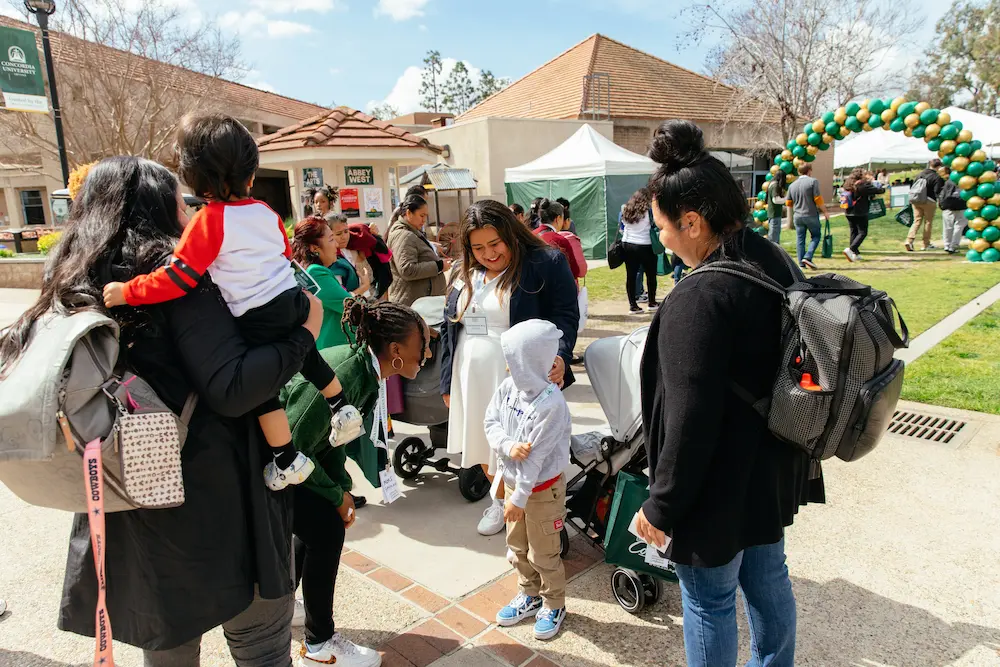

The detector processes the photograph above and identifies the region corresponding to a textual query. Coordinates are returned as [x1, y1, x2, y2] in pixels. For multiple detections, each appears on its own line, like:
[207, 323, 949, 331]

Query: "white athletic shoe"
[477, 500, 506, 536]
[843, 248, 856, 262]
[329, 404, 364, 447]
[264, 452, 315, 491]
[292, 598, 305, 628]
[299, 633, 381, 667]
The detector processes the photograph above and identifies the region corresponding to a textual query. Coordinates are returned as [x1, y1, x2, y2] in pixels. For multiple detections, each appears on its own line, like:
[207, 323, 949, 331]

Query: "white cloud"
[418, 24, 428, 32]
[249, 0, 341, 11]
[243, 70, 277, 93]
[267, 20, 314, 37]
[375, 0, 430, 21]
[370, 58, 483, 115]
[219, 10, 312, 38]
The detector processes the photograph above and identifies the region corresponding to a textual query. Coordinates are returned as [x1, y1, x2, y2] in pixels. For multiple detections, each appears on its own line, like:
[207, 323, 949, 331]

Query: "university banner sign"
[345, 166, 374, 186]
[0, 26, 48, 113]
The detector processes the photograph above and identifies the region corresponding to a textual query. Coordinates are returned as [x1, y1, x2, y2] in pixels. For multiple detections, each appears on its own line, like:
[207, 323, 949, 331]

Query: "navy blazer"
[440, 246, 580, 395]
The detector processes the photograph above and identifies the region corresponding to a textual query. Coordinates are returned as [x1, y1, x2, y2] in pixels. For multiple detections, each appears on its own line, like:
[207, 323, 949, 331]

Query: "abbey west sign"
[345, 166, 374, 186]
[0, 26, 47, 113]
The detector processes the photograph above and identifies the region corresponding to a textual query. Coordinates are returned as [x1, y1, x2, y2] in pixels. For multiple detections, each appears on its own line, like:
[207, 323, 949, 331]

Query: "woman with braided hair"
[280, 296, 430, 667]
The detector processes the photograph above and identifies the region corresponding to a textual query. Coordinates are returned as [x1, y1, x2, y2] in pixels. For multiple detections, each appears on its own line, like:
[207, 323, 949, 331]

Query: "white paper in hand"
[628, 512, 673, 570]
[379, 468, 402, 504]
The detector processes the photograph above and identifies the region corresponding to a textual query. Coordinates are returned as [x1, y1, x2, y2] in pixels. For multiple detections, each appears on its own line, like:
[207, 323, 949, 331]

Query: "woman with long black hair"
[633, 121, 824, 667]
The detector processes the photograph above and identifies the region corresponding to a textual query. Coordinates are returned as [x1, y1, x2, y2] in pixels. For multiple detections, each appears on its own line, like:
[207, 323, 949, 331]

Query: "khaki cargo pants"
[505, 476, 567, 609]
[907, 200, 938, 248]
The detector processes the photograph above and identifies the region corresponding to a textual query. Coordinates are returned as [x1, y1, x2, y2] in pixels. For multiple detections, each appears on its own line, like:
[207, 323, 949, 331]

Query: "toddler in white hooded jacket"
[485, 319, 571, 640]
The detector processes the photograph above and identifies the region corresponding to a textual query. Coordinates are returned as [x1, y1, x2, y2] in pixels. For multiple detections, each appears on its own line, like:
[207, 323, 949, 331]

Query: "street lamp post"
[24, 0, 69, 187]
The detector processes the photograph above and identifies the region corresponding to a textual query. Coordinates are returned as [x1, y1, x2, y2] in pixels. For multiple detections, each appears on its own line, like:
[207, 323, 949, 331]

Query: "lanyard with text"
[368, 348, 401, 503]
[83, 438, 114, 666]
[464, 270, 502, 336]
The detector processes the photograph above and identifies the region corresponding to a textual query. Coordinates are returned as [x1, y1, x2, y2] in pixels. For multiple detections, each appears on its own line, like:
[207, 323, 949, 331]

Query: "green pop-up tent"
[505, 124, 658, 259]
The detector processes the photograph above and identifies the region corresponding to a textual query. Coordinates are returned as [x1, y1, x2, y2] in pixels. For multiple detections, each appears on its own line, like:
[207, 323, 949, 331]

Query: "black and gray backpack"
[697, 260, 909, 463]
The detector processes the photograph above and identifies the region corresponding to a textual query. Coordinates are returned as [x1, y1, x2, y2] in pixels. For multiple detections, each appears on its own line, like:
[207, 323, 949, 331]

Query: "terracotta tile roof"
[459, 34, 772, 124]
[0, 16, 327, 122]
[257, 107, 445, 154]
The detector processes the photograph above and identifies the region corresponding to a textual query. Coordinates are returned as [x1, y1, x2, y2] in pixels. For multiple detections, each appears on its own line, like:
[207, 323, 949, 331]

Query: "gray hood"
[500, 319, 562, 401]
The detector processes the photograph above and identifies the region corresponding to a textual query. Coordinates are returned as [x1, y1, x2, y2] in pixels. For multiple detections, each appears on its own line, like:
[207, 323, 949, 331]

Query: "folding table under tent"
[505, 124, 657, 259]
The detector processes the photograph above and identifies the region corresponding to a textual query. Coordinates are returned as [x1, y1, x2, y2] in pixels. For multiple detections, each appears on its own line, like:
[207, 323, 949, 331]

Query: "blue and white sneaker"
[533, 606, 566, 640]
[495, 592, 542, 627]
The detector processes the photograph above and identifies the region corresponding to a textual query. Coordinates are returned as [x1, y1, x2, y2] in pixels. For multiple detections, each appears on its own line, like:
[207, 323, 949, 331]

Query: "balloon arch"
[752, 98, 1000, 262]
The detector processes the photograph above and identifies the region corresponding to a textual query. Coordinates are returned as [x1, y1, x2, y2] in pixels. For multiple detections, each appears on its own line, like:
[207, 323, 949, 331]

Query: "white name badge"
[464, 314, 489, 336]
[379, 468, 402, 504]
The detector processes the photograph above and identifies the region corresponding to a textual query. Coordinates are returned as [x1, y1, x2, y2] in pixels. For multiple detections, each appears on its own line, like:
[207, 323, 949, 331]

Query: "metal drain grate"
[888, 411, 967, 444]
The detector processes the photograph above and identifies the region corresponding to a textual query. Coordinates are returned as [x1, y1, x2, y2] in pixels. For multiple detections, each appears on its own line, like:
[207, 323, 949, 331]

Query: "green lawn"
[902, 304, 1000, 415]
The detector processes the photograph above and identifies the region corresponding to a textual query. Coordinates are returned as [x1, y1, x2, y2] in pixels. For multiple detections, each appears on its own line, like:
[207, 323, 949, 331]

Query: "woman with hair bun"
[282, 296, 430, 667]
[534, 198, 586, 282]
[634, 120, 824, 667]
[387, 194, 451, 306]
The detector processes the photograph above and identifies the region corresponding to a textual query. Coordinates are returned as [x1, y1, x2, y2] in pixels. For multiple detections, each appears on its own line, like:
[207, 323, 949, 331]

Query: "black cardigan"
[440, 246, 579, 394]
[845, 181, 885, 217]
[59, 281, 314, 650]
[640, 228, 825, 568]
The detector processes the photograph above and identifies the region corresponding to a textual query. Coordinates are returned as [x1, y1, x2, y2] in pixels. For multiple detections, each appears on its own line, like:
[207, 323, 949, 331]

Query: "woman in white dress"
[440, 200, 580, 536]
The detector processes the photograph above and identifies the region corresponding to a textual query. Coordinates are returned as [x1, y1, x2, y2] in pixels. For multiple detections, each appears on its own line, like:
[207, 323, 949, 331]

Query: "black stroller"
[390, 296, 491, 502]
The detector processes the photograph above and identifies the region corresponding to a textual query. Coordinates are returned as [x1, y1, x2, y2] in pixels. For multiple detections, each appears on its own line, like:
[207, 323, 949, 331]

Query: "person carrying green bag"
[841, 168, 886, 262]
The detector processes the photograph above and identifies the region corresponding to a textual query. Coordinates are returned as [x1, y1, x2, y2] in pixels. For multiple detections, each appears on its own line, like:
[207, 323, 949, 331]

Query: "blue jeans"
[767, 216, 783, 245]
[673, 539, 796, 667]
[794, 216, 821, 264]
[672, 263, 685, 284]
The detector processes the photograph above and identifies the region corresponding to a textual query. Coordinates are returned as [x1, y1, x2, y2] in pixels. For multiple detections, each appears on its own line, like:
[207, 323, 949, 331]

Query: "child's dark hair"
[647, 119, 748, 237]
[176, 113, 259, 201]
[310, 184, 339, 205]
[509, 203, 524, 216]
[342, 296, 426, 358]
[537, 198, 564, 227]
[556, 197, 571, 217]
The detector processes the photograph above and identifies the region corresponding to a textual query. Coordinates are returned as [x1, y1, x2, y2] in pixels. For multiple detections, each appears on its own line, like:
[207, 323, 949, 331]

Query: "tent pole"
[434, 190, 441, 236]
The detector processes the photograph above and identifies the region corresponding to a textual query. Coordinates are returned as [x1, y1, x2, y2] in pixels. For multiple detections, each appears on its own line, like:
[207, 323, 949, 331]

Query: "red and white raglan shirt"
[122, 200, 298, 317]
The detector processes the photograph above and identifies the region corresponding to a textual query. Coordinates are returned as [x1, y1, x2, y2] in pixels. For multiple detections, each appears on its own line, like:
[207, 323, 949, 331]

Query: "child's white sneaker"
[264, 452, 315, 491]
[299, 633, 381, 667]
[496, 592, 542, 626]
[477, 499, 506, 535]
[533, 606, 566, 640]
[329, 404, 364, 447]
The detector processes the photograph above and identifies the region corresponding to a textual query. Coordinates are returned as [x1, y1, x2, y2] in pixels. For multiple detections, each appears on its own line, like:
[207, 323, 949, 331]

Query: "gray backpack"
[696, 261, 909, 462]
[909, 177, 929, 204]
[0, 309, 196, 512]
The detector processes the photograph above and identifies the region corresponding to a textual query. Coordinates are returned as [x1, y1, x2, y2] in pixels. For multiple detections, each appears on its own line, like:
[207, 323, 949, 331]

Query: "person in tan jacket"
[386, 194, 450, 306]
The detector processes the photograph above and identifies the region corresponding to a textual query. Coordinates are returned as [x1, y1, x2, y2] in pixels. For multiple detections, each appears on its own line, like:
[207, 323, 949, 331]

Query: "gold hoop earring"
[392, 357, 403, 371]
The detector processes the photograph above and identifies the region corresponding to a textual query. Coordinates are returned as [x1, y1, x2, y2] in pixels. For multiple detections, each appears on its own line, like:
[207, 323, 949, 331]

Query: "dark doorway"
[253, 169, 293, 221]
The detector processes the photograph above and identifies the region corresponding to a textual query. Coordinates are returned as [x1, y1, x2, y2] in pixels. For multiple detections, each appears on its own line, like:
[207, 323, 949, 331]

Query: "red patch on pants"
[554, 519, 564, 531]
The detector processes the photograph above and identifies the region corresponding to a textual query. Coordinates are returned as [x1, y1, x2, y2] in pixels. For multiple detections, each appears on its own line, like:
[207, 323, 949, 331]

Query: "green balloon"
[825, 121, 840, 136]
[897, 101, 918, 117]
[950, 170, 964, 184]
[793, 145, 807, 158]
[971, 140, 983, 151]
[807, 132, 822, 146]
[755, 210, 768, 222]
[757, 191, 767, 201]
[780, 160, 795, 174]
[803, 153, 816, 162]
[868, 99, 886, 115]
[868, 114, 884, 129]
[912, 125, 926, 138]
[786, 140, 797, 151]
[846, 101, 861, 116]
[765, 172, 774, 181]
[961, 188, 977, 201]
[978, 183, 997, 199]
[822, 111, 835, 124]
[803, 122, 814, 135]
[940, 124, 959, 140]
[943, 154, 956, 167]
[984, 160, 997, 172]
[967, 161, 986, 177]
[952, 120, 964, 131]
[966, 228, 982, 241]
[983, 226, 1000, 243]
[846, 117, 864, 132]
[919, 108, 940, 125]
[967, 249, 983, 262]
[818, 142, 831, 151]
[775, 154, 783, 165]
[955, 142, 973, 157]
[965, 208, 979, 221]
[927, 138, 943, 152]
[983, 248, 1000, 263]
[890, 118, 907, 133]
[982, 204, 1000, 221]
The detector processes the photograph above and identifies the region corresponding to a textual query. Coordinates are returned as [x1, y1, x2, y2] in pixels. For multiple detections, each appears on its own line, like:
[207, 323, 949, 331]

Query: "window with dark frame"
[20, 190, 46, 225]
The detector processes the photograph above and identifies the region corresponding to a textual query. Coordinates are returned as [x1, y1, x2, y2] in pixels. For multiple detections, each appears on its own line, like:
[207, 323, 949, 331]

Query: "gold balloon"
[959, 175, 979, 190]
[881, 109, 897, 123]
[806, 145, 819, 155]
[991, 193, 1000, 207]
[904, 127, 914, 137]
[796, 133, 809, 146]
[904, 113, 921, 128]
[951, 156, 970, 172]
[915, 101, 930, 114]
[770, 164, 780, 175]
[939, 140, 957, 156]
[754, 200, 765, 210]
[786, 174, 797, 184]
[763, 221, 770, 230]
[793, 157, 804, 167]
[970, 149, 987, 162]
[937, 111, 951, 126]
[994, 240, 1000, 251]
[812, 119, 826, 134]
[860, 99, 870, 109]
[856, 108, 871, 123]
[957, 129, 974, 144]
[781, 149, 793, 161]
[968, 196, 986, 211]
[834, 108, 848, 124]
[924, 124, 941, 139]
[839, 126, 851, 137]
[979, 170, 998, 184]
[890, 97, 905, 111]
[822, 133, 834, 144]
[938, 168, 949, 179]
[970, 217, 989, 232]
[973, 238, 990, 253]
[863, 122, 873, 132]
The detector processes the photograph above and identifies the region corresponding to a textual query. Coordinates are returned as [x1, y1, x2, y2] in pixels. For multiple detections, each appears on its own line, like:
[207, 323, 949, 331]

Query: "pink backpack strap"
[84, 439, 114, 666]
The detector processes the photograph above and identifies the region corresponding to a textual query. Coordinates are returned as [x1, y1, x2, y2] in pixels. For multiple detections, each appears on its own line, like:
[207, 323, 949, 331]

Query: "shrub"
[37, 232, 62, 255]
[0, 245, 14, 258]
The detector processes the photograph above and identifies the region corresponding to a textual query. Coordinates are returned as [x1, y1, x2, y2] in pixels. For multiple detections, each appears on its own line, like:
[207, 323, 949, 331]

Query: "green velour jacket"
[279, 345, 389, 507]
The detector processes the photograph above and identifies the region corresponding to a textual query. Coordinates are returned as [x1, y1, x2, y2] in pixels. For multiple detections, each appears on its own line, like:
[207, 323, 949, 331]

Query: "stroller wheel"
[559, 526, 571, 559]
[393, 437, 430, 480]
[611, 568, 644, 614]
[639, 574, 662, 605]
[458, 466, 490, 502]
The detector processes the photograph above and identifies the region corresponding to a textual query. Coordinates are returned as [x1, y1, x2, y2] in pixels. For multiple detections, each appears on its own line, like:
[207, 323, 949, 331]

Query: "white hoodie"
[484, 319, 571, 508]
